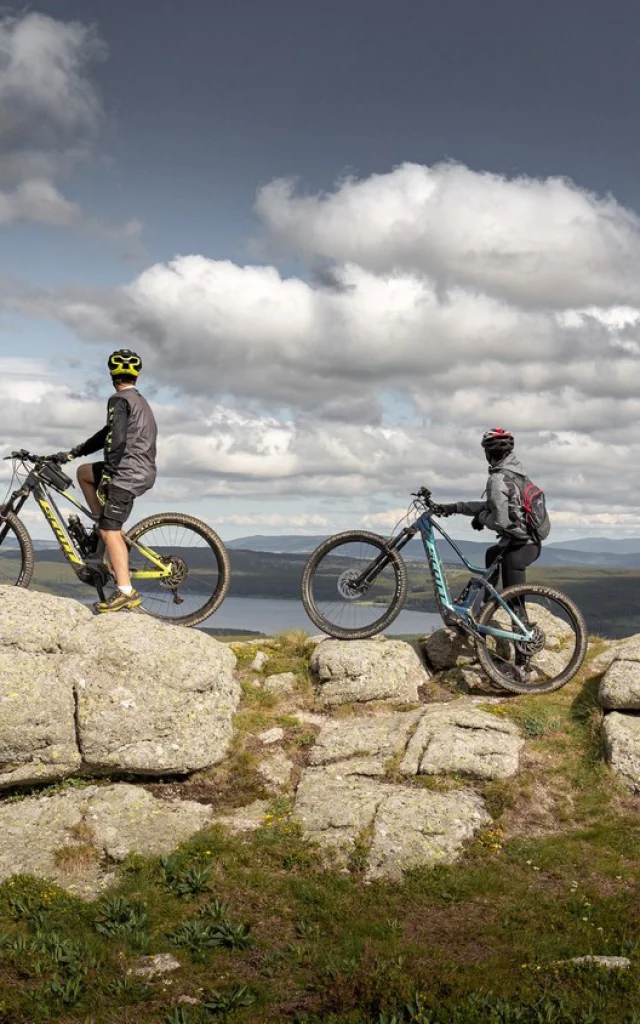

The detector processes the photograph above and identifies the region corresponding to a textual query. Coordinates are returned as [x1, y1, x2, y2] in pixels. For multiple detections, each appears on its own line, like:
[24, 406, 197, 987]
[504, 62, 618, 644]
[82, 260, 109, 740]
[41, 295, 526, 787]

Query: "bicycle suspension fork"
[353, 525, 417, 589]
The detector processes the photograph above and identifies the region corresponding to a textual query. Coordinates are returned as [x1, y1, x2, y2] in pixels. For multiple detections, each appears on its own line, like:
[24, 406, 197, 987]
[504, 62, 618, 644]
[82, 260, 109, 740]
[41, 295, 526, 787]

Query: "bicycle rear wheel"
[0, 511, 34, 588]
[301, 530, 407, 639]
[127, 513, 230, 627]
[475, 584, 587, 694]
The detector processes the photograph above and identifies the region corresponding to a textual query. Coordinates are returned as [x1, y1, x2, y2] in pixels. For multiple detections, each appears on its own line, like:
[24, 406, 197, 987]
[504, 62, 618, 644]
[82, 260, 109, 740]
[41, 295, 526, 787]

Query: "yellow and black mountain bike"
[0, 450, 230, 626]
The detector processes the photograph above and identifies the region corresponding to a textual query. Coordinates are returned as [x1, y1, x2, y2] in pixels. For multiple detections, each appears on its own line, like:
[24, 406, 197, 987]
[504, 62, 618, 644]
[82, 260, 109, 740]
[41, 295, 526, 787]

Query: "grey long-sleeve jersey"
[455, 452, 530, 542]
[74, 387, 157, 496]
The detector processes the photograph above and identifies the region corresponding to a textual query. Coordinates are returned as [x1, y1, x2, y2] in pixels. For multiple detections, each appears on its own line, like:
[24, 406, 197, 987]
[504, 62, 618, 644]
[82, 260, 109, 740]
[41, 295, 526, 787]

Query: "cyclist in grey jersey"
[55, 349, 157, 613]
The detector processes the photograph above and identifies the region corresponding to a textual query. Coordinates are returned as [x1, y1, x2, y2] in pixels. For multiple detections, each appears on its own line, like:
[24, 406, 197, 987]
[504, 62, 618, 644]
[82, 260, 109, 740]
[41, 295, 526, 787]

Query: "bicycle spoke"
[478, 587, 585, 693]
[127, 515, 228, 626]
[302, 531, 406, 639]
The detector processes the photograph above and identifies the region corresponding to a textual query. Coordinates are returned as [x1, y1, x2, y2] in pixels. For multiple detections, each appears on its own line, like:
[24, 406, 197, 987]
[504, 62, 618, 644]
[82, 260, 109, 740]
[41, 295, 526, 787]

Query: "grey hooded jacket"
[456, 452, 530, 542]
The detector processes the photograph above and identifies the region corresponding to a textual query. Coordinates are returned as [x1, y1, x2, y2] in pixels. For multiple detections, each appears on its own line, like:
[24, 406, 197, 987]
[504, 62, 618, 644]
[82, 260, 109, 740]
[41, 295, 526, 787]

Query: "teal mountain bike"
[301, 487, 588, 694]
[0, 450, 230, 627]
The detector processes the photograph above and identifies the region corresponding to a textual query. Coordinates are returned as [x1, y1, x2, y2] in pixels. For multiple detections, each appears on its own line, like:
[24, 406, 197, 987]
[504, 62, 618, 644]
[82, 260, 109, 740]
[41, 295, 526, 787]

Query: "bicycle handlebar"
[411, 486, 434, 507]
[4, 449, 63, 464]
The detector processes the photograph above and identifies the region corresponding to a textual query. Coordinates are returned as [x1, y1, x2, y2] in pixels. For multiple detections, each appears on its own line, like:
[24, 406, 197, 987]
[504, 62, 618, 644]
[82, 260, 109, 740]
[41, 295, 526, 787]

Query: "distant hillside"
[548, 537, 640, 555]
[226, 533, 640, 568]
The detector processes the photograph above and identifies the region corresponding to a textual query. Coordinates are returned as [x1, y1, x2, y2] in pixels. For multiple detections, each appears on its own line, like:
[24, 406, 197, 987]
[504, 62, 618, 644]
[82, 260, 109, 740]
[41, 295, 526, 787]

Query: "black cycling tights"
[485, 541, 540, 625]
[485, 541, 540, 589]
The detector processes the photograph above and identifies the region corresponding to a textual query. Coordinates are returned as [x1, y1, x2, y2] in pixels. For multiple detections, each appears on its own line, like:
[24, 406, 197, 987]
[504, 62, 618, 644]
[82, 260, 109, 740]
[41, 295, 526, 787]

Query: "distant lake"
[198, 596, 441, 635]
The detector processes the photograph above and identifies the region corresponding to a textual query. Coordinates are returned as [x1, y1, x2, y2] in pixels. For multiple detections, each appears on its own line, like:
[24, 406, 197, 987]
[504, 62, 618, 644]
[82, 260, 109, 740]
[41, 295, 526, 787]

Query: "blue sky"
[2, 1, 640, 541]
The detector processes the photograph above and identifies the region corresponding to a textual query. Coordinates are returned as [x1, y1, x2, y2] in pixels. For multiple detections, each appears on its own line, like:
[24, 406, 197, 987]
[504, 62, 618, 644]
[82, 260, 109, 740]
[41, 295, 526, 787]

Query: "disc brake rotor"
[337, 569, 366, 600]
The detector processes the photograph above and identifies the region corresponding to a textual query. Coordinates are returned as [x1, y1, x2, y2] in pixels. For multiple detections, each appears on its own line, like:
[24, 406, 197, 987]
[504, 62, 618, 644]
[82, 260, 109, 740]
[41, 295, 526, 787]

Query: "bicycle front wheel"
[0, 511, 34, 588]
[301, 530, 407, 639]
[127, 513, 230, 627]
[475, 584, 588, 694]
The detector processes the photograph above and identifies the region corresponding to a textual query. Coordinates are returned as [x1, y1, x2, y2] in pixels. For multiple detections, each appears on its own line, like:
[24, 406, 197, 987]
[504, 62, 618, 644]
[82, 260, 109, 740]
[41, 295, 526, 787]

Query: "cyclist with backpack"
[54, 349, 157, 613]
[435, 427, 550, 603]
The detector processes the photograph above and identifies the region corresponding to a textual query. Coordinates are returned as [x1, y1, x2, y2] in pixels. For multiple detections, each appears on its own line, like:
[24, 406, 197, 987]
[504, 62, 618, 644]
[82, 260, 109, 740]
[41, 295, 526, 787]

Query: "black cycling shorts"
[91, 461, 135, 531]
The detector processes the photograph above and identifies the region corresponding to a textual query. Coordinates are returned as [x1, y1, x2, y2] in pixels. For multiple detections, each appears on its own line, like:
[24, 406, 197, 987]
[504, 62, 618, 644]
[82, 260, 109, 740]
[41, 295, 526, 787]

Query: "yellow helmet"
[108, 349, 142, 378]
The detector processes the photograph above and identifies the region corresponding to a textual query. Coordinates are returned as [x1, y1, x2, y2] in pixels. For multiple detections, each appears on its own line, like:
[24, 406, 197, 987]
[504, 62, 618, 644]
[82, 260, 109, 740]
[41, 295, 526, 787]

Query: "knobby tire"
[127, 512, 231, 628]
[0, 511, 35, 588]
[301, 529, 407, 639]
[474, 583, 588, 694]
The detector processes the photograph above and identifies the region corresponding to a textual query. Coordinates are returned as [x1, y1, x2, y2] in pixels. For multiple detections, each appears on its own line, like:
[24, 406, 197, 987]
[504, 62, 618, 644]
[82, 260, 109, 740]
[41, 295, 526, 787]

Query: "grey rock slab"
[293, 768, 489, 878]
[0, 783, 214, 896]
[258, 727, 285, 745]
[366, 787, 490, 881]
[251, 651, 269, 671]
[599, 660, 640, 710]
[264, 672, 297, 696]
[448, 666, 498, 695]
[0, 648, 81, 789]
[308, 710, 423, 777]
[602, 713, 640, 793]
[400, 704, 523, 780]
[258, 750, 294, 792]
[212, 799, 270, 833]
[421, 629, 476, 672]
[66, 614, 239, 775]
[84, 784, 214, 862]
[611, 635, 640, 661]
[0, 585, 91, 654]
[131, 954, 182, 978]
[293, 770, 386, 858]
[310, 639, 428, 706]
[568, 956, 630, 970]
[292, 711, 327, 727]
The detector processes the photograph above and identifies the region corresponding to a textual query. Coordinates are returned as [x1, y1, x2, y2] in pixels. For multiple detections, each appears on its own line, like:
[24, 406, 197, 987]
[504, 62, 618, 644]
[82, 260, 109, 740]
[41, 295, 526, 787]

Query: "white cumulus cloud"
[5, 158, 640, 536]
[0, 12, 140, 243]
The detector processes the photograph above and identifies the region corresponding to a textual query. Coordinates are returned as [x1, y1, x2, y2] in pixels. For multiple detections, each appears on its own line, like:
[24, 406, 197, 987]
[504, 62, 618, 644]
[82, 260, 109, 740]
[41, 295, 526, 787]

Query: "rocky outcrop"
[0, 645, 81, 787]
[305, 704, 523, 782]
[264, 671, 297, 696]
[294, 771, 489, 879]
[367, 787, 489, 881]
[421, 628, 476, 672]
[597, 637, 640, 791]
[0, 587, 239, 787]
[258, 749, 294, 793]
[601, 713, 640, 793]
[399, 704, 524, 780]
[308, 709, 423, 777]
[0, 783, 214, 896]
[310, 638, 429, 706]
[292, 701, 521, 877]
[0, 585, 92, 653]
[66, 614, 238, 775]
[599, 658, 640, 710]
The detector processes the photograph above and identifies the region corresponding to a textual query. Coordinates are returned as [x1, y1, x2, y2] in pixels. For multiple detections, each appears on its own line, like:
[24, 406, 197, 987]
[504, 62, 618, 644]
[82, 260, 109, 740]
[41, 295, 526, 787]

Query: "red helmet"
[481, 427, 514, 455]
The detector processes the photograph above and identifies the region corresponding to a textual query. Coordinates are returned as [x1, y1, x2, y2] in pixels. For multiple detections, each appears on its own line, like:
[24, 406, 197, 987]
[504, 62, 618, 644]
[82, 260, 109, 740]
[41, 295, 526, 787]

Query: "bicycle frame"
[389, 510, 535, 643]
[1, 467, 172, 581]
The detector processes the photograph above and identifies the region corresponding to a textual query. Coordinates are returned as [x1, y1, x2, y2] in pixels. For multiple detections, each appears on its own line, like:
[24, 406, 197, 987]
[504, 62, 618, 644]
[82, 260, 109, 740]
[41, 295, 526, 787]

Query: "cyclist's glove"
[471, 513, 485, 531]
[432, 503, 458, 517]
[97, 473, 111, 507]
[51, 451, 75, 464]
